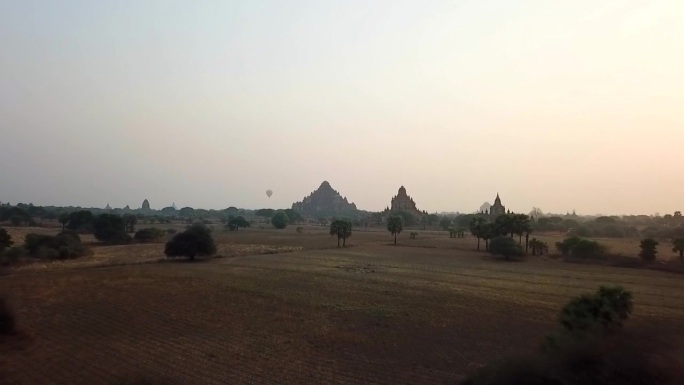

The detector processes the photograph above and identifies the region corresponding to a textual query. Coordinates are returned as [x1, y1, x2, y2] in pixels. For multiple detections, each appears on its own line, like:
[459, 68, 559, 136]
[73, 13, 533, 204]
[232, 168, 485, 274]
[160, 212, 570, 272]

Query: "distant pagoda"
[292, 181, 359, 218]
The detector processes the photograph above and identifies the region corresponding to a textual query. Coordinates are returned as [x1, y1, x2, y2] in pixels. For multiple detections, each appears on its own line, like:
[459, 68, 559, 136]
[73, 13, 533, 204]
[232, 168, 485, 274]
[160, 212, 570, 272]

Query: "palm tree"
[672, 238, 684, 260]
[387, 216, 404, 245]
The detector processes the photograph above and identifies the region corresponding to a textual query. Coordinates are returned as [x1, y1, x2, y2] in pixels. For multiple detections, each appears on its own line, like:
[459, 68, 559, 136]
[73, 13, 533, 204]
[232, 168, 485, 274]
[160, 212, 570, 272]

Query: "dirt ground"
[1, 227, 683, 384]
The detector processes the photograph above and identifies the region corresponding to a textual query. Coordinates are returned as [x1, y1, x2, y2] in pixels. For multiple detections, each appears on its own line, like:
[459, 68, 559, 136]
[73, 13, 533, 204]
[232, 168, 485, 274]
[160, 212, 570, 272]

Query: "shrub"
[559, 286, 633, 333]
[166, 228, 177, 235]
[271, 212, 289, 229]
[409, 232, 418, 239]
[1, 246, 27, 266]
[556, 237, 606, 258]
[164, 224, 216, 261]
[0, 297, 16, 335]
[23, 231, 89, 260]
[639, 238, 658, 262]
[134, 228, 165, 243]
[489, 236, 523, 260]
[296, 226, 304, 233]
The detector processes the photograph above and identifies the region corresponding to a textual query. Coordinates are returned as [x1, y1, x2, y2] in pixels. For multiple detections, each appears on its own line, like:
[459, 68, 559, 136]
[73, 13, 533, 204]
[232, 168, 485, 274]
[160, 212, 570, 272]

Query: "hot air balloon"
[266, 189, 273, 198]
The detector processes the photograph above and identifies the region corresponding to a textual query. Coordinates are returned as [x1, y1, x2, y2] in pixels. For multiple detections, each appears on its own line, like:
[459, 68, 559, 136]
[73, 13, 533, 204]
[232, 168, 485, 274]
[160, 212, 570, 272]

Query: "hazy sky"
[1, 1, 683, 215]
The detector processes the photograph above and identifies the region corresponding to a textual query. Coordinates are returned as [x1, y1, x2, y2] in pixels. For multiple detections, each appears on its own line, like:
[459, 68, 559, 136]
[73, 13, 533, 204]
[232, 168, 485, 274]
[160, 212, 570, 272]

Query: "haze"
[1, 1, 683, 215]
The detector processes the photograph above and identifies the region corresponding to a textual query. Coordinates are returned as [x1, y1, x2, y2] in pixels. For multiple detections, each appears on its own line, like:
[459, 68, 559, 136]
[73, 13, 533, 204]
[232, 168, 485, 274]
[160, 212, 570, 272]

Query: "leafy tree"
[164, 224, 216, 261]
[556, 236, 606, 258]
[489, 236, 523, 260]
[123, 214, 137, 233]
[439, 216, 452, 231]
[226, 216, 250, 231]
[256, 209, 275, 221]
[469, 217, 486, 250]
[0, 228, 12, 252]
[639, 238, 658, 262]
[58, 213, 70, 230]
[66, 210, 95, 232]
[329, 218, 352, 247]
[93, 214, 131, 244]
[560, 286, 633, 333]
[134, 228, 165, 242]
[387, 215, 403, 245]
[271, 212, 289, 229]
[512, 214, 531, 245]
[178, 207, 195, 218]
[672, 238, 684, 260]
[284, 209, 303, 224]
[481, 223, 498, 251]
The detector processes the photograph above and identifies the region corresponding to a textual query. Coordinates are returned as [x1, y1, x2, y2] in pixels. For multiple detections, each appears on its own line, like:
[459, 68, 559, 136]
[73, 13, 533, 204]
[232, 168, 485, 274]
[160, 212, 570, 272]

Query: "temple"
[291, 181, 359, 218]
[384, 186, 424, 218]
[489, 193, 506, 216]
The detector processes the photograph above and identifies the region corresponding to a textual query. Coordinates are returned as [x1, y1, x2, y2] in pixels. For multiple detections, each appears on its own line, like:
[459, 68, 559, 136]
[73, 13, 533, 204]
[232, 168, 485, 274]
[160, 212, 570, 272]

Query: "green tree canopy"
[164, 224, 216, 261]
[271, 212, 289, 229]
[329, 218, 352, 247]
[488, 236, 523, 260]
[672, 238, 684, 260]
[639, 238, 658, 262]
[93, 214, 131, 244]
[226, 216, 250, 231]
[387, 216, 404, 245]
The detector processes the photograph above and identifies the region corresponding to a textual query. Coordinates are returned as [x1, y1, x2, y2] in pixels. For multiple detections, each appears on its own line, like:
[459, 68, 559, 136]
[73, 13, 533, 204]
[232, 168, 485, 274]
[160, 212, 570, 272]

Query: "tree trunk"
[519, 234, 522, 245]
[343, 237, 346, 247]
[189, 254, 195, 261]
[485, 239, 489, 251]
[477, 237, 480, 251]
[525, 234, 529, 254]
[680, 250, 683, 260]
[337, 237, 340, 247]
[394, 233, 397, 245]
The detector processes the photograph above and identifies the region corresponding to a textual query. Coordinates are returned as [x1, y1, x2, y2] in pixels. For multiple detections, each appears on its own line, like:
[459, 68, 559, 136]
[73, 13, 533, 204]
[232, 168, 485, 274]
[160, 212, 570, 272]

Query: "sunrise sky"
[1, 0, 683, 215]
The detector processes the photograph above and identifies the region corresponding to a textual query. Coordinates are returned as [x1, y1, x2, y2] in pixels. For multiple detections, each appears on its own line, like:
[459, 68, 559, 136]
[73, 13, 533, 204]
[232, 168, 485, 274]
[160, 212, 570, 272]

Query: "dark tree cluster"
[329, 218, 352, 247]
[164, 224, 216, 261]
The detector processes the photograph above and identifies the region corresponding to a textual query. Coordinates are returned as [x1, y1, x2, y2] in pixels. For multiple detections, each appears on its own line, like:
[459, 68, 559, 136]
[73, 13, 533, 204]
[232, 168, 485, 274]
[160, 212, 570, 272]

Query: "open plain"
[2, 227, 683, 384]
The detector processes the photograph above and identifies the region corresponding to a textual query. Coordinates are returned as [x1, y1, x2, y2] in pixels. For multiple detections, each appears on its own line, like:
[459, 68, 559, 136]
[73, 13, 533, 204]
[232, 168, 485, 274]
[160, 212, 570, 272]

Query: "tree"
[271, 212, 289, 229]
[387, 216, 403, 245]
[439, 216, 452, 231]
[0, 228, 13, 252]
[481, 223, 498, 251]
[164, 224, 216, 261]
[489, 236, 523, 260]
[469, 217, 486, 250]
[528, 238, 548, 256]
[284, 209, 303, 224]
[639, 238, 658, 262]
[226, 216, 250, 231]
[329, 218, 352, 247]
[58, 213, 69, 230]
[672, 238, 684, 260]
[178, 207, 195, 218]
[123, 214, 137, 233]
[256, 209, 275, 223]
[93, 214, 131, 244]
[66, 210, 95, 232]
[0, 297, 15, 335]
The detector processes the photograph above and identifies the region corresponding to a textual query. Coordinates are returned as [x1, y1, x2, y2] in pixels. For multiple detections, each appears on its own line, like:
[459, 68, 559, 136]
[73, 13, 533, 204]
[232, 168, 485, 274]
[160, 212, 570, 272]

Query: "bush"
[0, 297, 16, 335]
[166, 228, 177, 235]
[271, 212, 289, 229]
[134, 228, 166, 243]
[1, 246, 27, 266]
[296, 226, 304, 233]
[23, 231, 89, 260]
[556, 237, 606, 258]
[409, 232, 418, 239]
[559, 286, 632, 334]
[164, 224, 216, 261]
[489, 236, 523, 260]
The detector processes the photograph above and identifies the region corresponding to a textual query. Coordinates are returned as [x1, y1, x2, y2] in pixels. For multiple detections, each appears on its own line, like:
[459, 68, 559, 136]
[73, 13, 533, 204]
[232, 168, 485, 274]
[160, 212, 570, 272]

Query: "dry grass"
[1, 228, 683, 384]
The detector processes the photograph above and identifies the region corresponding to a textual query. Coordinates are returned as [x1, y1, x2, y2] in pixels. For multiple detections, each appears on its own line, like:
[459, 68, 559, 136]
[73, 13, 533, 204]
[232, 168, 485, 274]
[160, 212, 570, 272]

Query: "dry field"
[1, 227, 683, 384]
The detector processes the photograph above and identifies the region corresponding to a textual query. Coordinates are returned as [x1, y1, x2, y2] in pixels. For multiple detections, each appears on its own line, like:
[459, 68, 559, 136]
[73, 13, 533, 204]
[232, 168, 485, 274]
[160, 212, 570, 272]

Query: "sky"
[1, 0, 683, 216]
